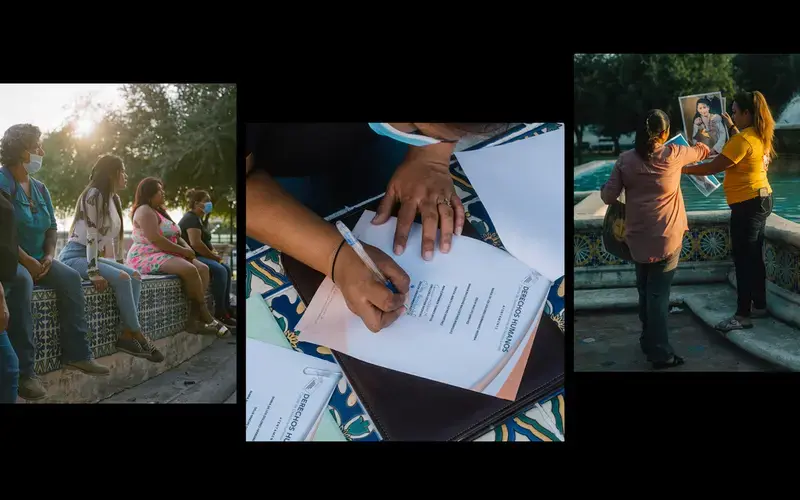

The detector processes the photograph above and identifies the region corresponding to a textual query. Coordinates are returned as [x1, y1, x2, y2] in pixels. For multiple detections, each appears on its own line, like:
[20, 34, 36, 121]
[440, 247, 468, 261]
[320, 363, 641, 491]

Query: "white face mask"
[24, 154, 43, 174]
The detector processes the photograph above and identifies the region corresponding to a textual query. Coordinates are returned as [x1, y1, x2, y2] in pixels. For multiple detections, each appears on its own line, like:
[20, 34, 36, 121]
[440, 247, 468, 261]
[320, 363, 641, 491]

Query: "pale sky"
[0, 83, 125, 136]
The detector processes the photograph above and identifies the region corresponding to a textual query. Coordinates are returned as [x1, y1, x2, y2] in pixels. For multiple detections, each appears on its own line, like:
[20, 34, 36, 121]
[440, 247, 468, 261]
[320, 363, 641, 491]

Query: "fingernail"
[394, 245, 403, 255]
[399, 306, 407, 315]
[441, 242, 450, 253]
[424, 251, 433, 261]
[371, 214, 379, 223]
[455, 226, 463, 236]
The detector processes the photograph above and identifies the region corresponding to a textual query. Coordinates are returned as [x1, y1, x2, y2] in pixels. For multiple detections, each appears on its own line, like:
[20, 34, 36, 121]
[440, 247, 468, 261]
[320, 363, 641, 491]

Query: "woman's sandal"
[715, 316, 753, 332]
[204, 319, 229, 338]
[652, 355, 685, 370]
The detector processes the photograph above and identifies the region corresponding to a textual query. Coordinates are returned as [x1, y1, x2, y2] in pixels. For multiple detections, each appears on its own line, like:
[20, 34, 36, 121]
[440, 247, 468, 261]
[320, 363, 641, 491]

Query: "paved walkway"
[575, 310, 780, 371]
[576, 284, 799, 371]
[100, 337, 237, 403]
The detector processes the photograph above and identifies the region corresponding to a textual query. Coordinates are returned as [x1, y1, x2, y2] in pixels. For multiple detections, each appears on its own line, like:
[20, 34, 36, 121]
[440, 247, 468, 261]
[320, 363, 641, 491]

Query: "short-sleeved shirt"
[720, 126, 772, 205]
[0, 190, 18, 281]
[600, 143, 711, 263]
[0, 170, 57, 260]
[178, 211, 213, 251]
[246, 123, 381, 177]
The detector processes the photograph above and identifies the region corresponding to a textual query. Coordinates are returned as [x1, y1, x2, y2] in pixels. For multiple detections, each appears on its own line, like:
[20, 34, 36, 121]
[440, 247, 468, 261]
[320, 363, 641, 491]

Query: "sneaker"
[219, 314, 236, 328]
[227, 307, 237, 320]
[66, 359, 110, 376]
[116, 336, 165, 363]
[205, 319, 230, 338]
[18, 374, 47, 401]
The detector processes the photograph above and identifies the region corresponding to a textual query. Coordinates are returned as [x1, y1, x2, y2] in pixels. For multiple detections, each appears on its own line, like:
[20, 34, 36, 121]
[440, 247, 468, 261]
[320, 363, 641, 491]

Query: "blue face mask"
[368, 123, 442, 147]
[203, 201, 212, 214]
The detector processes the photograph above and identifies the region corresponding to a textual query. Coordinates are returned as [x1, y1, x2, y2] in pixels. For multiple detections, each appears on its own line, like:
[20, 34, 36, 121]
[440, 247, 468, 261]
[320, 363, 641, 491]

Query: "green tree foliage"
[574, 54, 736, 155]
[733, 54, 800, 119]
[37, 84, 236, 227]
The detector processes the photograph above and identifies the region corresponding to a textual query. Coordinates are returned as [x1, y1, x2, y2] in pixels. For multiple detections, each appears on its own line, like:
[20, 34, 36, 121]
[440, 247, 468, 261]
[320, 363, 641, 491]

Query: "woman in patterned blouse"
[59, 155, 164, 362]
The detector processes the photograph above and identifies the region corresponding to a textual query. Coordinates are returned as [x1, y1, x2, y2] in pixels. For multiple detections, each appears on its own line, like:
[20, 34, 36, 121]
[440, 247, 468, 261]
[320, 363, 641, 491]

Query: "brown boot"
[18, 374, 47, 401]
[66, 359, 110, 376]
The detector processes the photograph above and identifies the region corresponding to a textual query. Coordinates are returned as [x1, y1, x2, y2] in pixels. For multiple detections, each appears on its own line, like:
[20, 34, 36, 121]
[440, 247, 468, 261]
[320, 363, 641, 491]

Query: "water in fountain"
[777, 94, 800, 126]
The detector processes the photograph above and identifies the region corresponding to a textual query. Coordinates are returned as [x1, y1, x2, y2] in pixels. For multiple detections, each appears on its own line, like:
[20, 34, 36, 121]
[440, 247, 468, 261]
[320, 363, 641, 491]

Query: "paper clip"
[303, 367, 340, 379]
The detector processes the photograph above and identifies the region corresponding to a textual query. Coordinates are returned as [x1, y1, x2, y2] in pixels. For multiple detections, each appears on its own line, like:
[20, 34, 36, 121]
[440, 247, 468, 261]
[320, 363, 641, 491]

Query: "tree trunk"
[574, 125, 584, 165]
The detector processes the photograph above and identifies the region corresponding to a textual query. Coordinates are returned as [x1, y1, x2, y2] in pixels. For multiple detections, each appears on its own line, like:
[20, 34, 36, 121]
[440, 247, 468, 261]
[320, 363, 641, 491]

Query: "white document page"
[454, 127, 565, 282]
[295, 210, 550, 400]
[245, 339, 341, 442]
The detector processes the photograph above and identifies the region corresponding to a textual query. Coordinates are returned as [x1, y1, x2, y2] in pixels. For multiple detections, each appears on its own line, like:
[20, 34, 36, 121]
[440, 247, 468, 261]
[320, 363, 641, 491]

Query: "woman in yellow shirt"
[682, 90, 775, 332]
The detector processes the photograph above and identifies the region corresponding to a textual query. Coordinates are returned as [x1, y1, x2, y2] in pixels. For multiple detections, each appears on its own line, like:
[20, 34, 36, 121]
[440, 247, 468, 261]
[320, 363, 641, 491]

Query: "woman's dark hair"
[132, 177, 173, 221]
[70, 154, 125, 243]
[693, 97, 717, 120]
[733, 90, 776, 159]
[186, 188, 210, 211]
[0, 124, 42, 168]
[634, 109, 670, 161]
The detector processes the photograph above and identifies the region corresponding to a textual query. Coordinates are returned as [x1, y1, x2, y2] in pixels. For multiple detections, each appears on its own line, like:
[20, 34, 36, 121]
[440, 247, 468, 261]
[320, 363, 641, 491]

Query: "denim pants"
[246, 134, 408, 251]
[59, 241, 142, 332]
[197, 256, 231, 317]
[729, 194, 773, 317]
[1, 261, 92, 377]
[0, 331, 19, 403]
[635, 251, 680, 363]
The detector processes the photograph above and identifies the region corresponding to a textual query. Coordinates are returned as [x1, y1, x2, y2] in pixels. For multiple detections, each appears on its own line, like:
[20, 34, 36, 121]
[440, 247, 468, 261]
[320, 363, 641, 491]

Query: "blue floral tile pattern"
[32, 275, 214, 374]
[247, 123, 566, 441]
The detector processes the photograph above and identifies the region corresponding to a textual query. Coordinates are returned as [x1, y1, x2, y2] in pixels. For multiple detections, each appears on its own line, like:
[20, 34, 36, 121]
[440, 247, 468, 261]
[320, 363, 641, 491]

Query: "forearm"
[43, 229, 56, 258]
[152, 235, 187, 254]
[405, 141, 457, 169]
[18, 246, 32, 263]
[246, 170, 343, 277]
[194, 241, 217, 259]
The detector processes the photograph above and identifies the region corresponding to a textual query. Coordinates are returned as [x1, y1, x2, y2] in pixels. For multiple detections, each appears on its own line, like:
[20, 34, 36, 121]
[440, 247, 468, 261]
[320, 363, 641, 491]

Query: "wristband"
[331, 239, 347, 284]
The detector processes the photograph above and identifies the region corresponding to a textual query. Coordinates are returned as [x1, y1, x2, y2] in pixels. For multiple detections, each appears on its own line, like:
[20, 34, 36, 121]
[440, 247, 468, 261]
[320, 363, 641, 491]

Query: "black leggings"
[729, 194, 773, 317]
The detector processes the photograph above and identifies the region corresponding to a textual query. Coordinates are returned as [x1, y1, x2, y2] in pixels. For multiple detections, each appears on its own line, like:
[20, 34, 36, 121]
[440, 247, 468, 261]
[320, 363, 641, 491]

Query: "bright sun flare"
[73, 118, 96, 138]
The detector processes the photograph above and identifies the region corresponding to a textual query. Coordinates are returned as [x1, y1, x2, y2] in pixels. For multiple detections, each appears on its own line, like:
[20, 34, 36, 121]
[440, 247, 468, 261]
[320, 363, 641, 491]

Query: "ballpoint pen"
[335, 220, 400, 294]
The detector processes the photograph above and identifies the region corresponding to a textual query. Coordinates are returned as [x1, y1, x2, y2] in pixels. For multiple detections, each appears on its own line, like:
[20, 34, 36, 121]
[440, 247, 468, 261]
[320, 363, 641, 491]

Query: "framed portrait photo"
[678, 91, 729, 155]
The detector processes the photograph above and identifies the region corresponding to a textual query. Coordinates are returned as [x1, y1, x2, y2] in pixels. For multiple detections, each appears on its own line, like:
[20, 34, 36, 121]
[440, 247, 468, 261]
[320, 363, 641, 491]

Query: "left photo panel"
[0, 83, 237, 403]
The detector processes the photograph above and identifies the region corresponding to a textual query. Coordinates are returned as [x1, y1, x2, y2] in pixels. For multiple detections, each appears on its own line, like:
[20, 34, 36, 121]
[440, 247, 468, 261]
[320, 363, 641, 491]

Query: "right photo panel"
[574, 53, 799, 372]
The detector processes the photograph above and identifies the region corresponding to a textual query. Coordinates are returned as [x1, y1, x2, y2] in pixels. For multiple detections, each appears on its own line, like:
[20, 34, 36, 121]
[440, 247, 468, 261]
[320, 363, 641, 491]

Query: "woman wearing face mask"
[245, 123, 510, 333]
[59, 155, 164, 362]
[683, 91, 776, 332]
[178, 189, 236, 329]
[126, 178, 228, 337]
[0, 124, 110, 401]
[601, 110, 711, 369]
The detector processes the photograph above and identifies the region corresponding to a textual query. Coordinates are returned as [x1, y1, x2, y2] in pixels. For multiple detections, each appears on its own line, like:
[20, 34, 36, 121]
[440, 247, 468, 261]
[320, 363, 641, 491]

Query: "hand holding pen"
[331, 221, 411, 333]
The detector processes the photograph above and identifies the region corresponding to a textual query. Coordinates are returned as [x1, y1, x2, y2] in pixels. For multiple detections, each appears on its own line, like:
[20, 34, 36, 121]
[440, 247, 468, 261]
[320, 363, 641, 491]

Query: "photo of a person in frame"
[679, 92, 729, 155]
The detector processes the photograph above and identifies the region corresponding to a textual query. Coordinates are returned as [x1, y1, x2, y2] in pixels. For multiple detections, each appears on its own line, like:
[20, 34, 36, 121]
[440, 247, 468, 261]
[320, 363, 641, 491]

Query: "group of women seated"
[0, 123, 235, 402]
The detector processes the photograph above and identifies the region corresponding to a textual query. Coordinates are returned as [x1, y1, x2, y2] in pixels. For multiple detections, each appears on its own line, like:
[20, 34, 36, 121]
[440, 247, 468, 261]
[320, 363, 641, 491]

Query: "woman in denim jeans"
[178, 189, 236, 330]
[59, 155, 164, 363]
[0, 189, 19, 403]
[0, 124, 109, 401]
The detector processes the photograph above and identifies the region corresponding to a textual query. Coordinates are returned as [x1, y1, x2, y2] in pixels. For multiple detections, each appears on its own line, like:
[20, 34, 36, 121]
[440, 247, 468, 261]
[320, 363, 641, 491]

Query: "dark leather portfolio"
[281, 203, 564, 441]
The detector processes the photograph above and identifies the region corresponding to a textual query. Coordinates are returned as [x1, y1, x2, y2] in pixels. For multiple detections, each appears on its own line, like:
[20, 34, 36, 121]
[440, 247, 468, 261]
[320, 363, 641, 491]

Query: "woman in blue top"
[0, 124, 109, 401]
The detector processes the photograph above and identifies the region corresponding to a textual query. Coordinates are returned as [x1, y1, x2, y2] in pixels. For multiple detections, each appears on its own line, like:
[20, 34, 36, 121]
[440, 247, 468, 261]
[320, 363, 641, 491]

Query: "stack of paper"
[245, 295, 346, 442]
[295, 210, 550, 401]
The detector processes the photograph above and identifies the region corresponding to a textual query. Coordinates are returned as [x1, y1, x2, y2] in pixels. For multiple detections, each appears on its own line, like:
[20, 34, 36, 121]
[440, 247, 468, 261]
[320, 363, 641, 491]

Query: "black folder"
[281, 202, 564, 441]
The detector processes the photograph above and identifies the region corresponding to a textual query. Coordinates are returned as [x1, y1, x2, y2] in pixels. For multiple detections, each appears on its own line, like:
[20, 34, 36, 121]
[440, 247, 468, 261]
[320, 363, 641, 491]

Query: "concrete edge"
[20, 332, 217, 404]
[727, 270, 800, 330]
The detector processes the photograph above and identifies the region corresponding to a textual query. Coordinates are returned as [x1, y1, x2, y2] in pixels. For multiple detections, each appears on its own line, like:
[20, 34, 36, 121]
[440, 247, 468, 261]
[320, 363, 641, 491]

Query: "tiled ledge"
[32, 275, 214, 374]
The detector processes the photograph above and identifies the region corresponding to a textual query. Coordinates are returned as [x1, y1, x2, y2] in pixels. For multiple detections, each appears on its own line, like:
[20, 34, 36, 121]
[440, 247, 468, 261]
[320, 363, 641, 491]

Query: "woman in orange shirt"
[682, 91, 775, 332]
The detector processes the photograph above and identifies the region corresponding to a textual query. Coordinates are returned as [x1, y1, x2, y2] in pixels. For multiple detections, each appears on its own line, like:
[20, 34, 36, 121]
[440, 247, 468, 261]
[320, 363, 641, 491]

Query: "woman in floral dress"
[126, 177, 228, 337]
